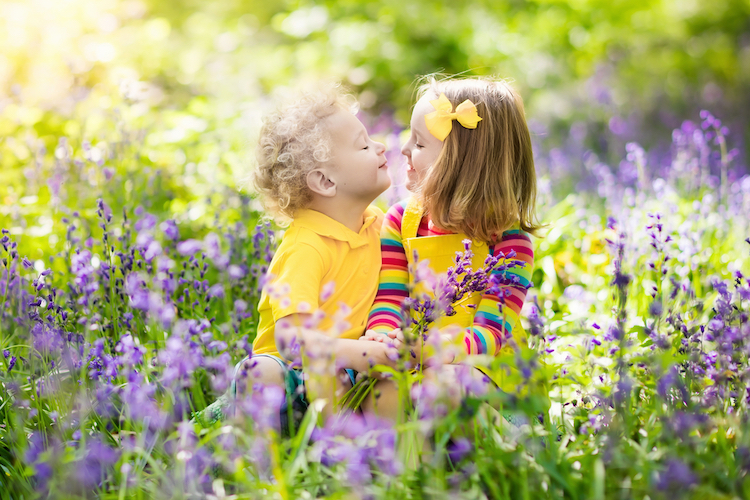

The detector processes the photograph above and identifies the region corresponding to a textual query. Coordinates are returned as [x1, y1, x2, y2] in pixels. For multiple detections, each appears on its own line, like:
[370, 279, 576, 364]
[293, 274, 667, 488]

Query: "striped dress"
[366, 199, 534, 356]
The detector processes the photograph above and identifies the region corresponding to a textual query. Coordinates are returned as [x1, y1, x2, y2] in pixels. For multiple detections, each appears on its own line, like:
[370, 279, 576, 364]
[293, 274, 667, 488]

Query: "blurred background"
[1, 0, 749, 255]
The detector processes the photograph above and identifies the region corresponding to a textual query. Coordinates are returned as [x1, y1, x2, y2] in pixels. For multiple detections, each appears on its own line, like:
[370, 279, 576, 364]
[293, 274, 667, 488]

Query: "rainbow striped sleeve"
[366, 201, 410, 333]
[464, 229, 534, 356]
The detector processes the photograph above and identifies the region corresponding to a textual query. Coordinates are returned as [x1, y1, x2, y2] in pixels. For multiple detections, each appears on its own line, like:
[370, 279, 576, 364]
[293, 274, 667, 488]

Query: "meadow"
[1, 0, 750, 498]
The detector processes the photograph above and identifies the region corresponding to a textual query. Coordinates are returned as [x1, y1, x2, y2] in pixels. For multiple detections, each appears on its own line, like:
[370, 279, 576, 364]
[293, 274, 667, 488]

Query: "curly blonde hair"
[252, 86, 355, 222]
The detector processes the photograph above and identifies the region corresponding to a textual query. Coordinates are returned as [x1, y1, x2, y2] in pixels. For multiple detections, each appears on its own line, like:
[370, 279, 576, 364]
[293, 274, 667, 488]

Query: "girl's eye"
[415, 143, 424, 149]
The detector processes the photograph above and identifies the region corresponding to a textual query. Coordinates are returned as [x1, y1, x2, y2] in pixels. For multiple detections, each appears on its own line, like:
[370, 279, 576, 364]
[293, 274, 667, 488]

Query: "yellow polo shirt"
[252, 206, 384, 359]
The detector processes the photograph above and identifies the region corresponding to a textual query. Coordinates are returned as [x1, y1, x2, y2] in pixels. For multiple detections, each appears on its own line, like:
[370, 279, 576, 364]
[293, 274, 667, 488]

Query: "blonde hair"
[253, 86, 355, 222]
[417, 76, 541, 242]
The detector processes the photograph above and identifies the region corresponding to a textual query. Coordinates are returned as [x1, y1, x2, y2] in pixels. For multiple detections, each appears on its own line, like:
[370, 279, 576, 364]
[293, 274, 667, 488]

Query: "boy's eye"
[363, 145, 369, 150]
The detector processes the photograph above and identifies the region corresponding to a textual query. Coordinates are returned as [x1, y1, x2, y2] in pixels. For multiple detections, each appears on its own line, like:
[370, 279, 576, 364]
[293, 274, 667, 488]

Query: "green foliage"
[1, 1, 750, 498]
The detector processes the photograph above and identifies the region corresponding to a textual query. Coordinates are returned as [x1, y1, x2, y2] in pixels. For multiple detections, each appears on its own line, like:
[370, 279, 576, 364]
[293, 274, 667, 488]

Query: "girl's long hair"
[417, 76, 541, 242]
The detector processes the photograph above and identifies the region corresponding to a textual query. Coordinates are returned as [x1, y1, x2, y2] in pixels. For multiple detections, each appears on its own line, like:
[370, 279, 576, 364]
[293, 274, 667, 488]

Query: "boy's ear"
[306, 169, 336, 198]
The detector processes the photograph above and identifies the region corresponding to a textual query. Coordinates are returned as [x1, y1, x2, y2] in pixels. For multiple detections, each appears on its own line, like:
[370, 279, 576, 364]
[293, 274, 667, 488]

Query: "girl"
[362, 76, 541, 418]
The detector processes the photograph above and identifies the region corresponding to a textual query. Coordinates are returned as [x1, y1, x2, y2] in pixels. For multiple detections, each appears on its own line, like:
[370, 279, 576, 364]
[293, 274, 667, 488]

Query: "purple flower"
[122, 371, 168, 428]
[669, 411, 708, 440]
[456, 364, 490, 396]
[648, 300, 663, 317]
[143, 240, 162, 262]
[96, 198, 113, 221]
[203, 233, 229, 269]
[125, 273, 150, 310]
[71, 249, 100, 307]
[610, 271, 631, 289]
[737, 447, 750, 473]
[31, 322, 64, 356]
[410, 380, 444, 422]
[613, 376, 633, 406]
[527, 296, 544, 337]
[160, 219, 179, 241]
[309, 413, 400, 485]
[203, 232, 221, 258]
[177, 239, 203, 256]
[447, 438, 472, 463]
[115, 334, 145, 369]
[87, 338, 118, 381]
[134, 213, 157, 232]
[236, 384, 285, 432]
[251, 222, 276, 264]
[656, 368, 678, 400]
[655, 458, 697, 492]
[159, 331, 204, 389]
[228, 265, 246, 279]
[604, 323, 623, 342]
[207, 284, 225, 299]
[75, 438, 120, 488]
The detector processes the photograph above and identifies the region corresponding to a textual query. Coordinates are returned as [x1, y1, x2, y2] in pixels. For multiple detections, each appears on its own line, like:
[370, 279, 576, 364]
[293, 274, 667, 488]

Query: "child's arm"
[276, 314, 399, 373]
[383, 231, 533, 362]
[366, 201, 410, 334]
[461, 229, 534, 357]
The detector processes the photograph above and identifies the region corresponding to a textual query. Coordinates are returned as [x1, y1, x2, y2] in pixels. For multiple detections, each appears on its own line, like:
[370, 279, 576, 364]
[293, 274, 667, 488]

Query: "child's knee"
[362, 379, 400, 419]
[238, 357, 285, 393]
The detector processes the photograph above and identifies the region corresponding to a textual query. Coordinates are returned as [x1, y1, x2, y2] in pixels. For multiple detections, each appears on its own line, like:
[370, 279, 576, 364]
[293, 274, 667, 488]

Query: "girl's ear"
[306, 169, 336, 198]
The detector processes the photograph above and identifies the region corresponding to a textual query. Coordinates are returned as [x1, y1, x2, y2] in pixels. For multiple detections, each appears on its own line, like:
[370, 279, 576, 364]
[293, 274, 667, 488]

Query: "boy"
[236, 87, 397, 430]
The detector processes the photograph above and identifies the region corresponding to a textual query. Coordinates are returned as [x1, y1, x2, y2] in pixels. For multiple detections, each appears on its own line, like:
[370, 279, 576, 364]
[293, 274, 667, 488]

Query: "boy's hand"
[360, 340, 399, 377]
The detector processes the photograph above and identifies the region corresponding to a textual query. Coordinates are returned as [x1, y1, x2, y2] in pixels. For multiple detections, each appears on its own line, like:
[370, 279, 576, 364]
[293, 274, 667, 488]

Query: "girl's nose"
[400, 142, 410, 157]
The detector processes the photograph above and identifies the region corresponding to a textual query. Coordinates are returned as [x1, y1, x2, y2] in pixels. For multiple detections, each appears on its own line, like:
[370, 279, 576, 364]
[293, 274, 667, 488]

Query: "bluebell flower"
[655, 458, 697, 493]
[75, 437, 120, 488]
[7, 356, 16, 373]
[177, 239, 203, 256]
[159, 219, 179, 241]
[447, 438, 472, 463]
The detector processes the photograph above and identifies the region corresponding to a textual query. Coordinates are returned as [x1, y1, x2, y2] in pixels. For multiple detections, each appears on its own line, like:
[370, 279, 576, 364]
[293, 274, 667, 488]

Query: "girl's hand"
[385, 328, 404, 349]
[359, 329, 384, 341]
[440, 333, 458, 364]
[386, 328, 404, 341]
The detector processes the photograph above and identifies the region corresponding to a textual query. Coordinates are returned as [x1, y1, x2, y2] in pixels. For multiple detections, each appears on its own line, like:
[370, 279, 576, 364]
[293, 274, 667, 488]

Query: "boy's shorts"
[232, 354, 356, 435]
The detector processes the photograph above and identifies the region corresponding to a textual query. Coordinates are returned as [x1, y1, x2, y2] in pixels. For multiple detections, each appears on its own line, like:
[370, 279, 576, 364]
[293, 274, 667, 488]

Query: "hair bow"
[424, 93, 482, 141]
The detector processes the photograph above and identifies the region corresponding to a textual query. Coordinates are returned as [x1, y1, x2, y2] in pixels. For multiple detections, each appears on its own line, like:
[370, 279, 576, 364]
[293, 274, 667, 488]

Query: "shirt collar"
[292, 206, 381, 248]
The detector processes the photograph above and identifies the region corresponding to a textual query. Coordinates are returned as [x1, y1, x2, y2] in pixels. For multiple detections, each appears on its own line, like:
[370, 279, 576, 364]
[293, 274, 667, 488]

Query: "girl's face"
[401, 93, 444, 191]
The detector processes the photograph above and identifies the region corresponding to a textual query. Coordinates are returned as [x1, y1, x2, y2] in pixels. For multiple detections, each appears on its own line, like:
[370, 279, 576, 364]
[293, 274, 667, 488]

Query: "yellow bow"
[424, 93, 482, 141]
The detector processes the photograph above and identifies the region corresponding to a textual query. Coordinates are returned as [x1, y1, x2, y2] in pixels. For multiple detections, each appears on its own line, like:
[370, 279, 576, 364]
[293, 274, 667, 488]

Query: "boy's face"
[323, 107, 391, 203]
[401, 93, 444, 191]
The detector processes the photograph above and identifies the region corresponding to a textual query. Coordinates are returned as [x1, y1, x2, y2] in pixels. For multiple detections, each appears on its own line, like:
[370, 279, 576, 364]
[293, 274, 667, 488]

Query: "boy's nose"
[375, 141, 386, 154]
